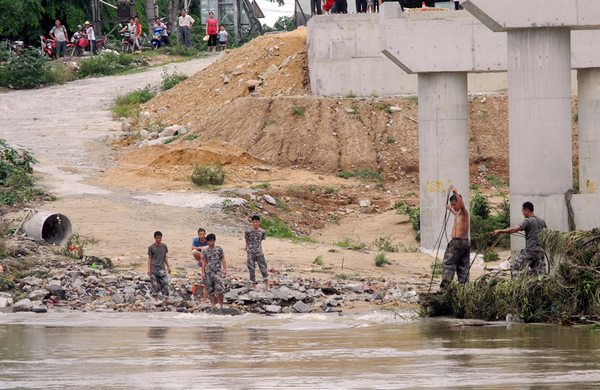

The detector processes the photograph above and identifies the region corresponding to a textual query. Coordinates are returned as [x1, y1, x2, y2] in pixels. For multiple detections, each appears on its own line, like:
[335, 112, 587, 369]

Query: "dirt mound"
[143, 28, 309, 128]
[149, 139, 263, 168]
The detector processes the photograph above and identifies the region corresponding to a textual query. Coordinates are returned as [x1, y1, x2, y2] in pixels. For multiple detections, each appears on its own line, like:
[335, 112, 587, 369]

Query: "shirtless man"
[440, 186, 470, 289]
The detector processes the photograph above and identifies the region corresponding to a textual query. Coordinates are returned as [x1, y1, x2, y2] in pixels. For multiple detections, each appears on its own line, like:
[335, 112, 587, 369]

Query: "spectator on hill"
[178, 9, 195, 48]
[49, 20, 68, 59]
[206, 11, 219, 53]
[84, 21, 96, 55]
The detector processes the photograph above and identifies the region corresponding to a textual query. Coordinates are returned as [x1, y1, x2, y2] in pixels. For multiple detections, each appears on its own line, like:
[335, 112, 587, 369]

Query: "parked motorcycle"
[67, 36, 90, 56]
[40, 35, 56, 58]
[121, 32, 134, 53]
[150, 27, 164, 50]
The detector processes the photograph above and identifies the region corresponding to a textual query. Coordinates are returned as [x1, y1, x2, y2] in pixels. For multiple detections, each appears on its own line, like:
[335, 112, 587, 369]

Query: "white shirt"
[50, 25, 67, 42]
[178, 14, 195, 27]
[86, 26, 95, 41]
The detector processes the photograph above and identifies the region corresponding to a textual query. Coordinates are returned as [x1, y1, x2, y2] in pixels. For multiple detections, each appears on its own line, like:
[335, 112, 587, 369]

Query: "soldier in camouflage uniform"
[245, 215, 269, 290]
[494, 201, 548, 277]
[201, 233, 228, 308]
[147, 231, 171, 297]
[440, 186, 471, 289]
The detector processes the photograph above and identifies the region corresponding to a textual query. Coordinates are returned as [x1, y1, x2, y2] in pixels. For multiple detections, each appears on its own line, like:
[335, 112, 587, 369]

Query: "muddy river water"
[1, 311, 600, 389]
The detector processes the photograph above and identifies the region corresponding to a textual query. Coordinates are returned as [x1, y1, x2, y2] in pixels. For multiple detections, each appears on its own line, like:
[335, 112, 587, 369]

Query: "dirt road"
[0, 56, 436, 290]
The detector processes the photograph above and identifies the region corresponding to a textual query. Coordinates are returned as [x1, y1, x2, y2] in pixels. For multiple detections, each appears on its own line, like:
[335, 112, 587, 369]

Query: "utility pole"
[233, 0, 241, 44]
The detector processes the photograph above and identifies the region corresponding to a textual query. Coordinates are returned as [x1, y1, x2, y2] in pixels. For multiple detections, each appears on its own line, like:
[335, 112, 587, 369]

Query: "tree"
[273, 16, 294, 32]
[0, 0, 44, 41]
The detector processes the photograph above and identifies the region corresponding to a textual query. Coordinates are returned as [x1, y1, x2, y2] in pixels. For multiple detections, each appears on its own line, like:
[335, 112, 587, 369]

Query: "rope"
[427, 186, 453, 293]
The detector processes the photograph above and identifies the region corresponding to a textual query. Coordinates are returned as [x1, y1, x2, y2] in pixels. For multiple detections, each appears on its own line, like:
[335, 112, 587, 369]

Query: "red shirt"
[207, 18, 218, 35]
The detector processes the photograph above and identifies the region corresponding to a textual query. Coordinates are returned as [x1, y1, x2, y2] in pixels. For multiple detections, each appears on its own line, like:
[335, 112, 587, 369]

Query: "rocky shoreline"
[0, 239, 420, 315]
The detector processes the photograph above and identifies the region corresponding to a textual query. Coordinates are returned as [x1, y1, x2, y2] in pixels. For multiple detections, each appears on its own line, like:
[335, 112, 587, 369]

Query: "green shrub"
[261, 216, 313, 242]
[0, 138, 44, 206]
[291, 106, 306, 116]
[0, 48, 53, 89]
[251, 182, 271, 190]
[323, 186, 337, 194]
[191, 163, 225, 186]
[313, 255, 324, 266]
[375, 253, 391, 267]
[184, 134, 198, 141]
[483, 252, 499, 262]
[470, 194, 510, 251]
[78, 53, 140, 78]
[161, 70, 188, 91]
[394, 201, 421, 242]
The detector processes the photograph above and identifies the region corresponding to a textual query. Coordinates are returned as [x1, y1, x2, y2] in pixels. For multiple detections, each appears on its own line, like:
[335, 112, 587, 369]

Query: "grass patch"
[251, 182, 271, 190]
[323, 186, 337, 194]
[345, 91, 357, 98]
[313, 255, 324, 266]
[113, 87, 155, 118]
[77, 53, 141, 78]
[337, 238, 367, 251]
[184, 134, 198, 141]
[406, 95, 418, 105]
[336, 168, 381, 182]
[291, 106, 306, 117]
[485, 174, 506, 188]
[385, 135, 396, 144]
[375, 253, 391, 267]
[191, 163, 225, 187]
[373, 102, 390, 112]
[161, 69, 188, 91]
[275, 198, 288, 211]
[164, 136, 179, 144]
[373, 236, 398, 252]
[483, 252, 499, 262]
[261, 216, 313, 242]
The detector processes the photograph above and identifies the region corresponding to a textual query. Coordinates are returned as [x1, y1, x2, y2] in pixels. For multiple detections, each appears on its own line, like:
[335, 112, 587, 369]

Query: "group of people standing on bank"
[440, 186, 548, 289]
[178, 9, 228, 51]
[146, 216, 269, 309]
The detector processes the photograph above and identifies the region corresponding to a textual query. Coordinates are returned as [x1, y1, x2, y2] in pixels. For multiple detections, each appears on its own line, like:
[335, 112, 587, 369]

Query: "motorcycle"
[121, 32, 134, 53]
[10, 40, 25, 56]
[67, 35, 90, 56]
[40, 35, 56, 58]
[150, 27, 164, 50]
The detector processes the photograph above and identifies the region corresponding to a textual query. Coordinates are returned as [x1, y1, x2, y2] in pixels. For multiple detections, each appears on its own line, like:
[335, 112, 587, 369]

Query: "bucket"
[22, 212, 72, 245]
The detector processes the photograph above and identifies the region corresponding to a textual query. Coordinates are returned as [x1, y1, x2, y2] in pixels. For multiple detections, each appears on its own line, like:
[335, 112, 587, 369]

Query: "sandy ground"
[0, 55, 440, 292]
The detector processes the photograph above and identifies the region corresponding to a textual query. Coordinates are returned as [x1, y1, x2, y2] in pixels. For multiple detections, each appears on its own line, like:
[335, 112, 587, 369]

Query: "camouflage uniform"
[245, 228, 268, 283]
[440, 238, 470, 289]
[203, 246, 226, 296]
[512, 215, 548, 278]
[512, 249, 546, 277]
[148, 242, 169, 296]
[150, 269, 169, 296]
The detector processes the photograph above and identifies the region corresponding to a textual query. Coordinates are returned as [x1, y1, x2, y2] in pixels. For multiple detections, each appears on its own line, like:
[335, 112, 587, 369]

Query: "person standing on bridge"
[440, 186, 470, 289]
[178, 9, 195, 48]
[493, 201, 548, 277]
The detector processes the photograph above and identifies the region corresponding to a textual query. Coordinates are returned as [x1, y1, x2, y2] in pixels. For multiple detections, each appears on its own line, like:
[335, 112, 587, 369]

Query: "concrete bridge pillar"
[577, 68, 600, 194]
[418, 72, 469, 250]
[507, 28, 573, 197]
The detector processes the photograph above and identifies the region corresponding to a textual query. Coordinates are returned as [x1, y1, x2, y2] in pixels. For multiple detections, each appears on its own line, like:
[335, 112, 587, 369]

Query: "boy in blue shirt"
[192, 228, 209, 302]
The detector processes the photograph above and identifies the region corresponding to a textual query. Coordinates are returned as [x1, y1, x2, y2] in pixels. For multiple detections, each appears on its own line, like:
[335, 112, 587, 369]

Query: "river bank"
[0, 236, 419, 315]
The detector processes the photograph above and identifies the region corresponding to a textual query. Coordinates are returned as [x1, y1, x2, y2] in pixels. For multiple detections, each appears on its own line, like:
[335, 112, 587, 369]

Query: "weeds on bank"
[161, 69, 188, 91]
[313, 255, 324, 266]
[113, 86, 155, 118]
[184, 134, 198, 141]
[336, 169, 382, 182]
[374, 252, 391, 267]
[191, 163, 225, 186]
[261, 216, 313, 242]
[0, 139, 47, 206]
[373, 236, 398, 252]
[470, 193, 510, 251]
[64, 233, 96, 259]
[394, 201, 421, 242]
[251, 182, 271, 190]
[337, 238, 367, 251]
[291, 106, 306, 117]
[77, 53, 137, 77]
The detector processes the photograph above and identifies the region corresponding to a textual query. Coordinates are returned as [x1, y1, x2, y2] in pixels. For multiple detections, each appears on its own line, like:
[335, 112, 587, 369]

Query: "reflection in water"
[147, 327, 169, 339]
[1, 312, 600, 389]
